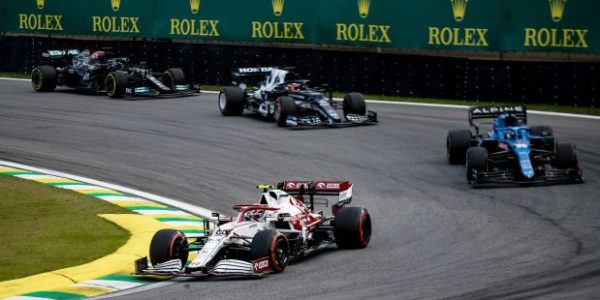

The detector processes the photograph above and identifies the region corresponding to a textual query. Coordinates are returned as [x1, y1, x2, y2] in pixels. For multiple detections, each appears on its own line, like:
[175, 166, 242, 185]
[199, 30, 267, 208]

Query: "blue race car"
[446, 105, 583, 185]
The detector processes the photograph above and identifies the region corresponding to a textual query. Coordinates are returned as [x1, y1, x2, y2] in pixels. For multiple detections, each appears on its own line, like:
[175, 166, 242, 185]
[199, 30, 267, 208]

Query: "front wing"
[134, 257, 271, 278]
[285, 111, 378, 129]
[471, 167, 583, 186]
[124, 84, 200, 98]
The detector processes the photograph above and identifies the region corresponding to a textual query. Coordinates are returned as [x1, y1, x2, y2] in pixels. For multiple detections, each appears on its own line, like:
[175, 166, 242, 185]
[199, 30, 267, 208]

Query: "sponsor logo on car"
[252, 257, 270, 273]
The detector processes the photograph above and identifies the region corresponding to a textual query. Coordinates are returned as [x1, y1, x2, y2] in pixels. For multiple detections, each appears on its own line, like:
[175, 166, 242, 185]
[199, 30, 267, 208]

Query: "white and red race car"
[135, 180, 371, 277]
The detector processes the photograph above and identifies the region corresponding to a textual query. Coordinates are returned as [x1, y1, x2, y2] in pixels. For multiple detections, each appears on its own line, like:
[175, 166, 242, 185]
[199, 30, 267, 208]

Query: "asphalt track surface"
[1, 79, 599, 300]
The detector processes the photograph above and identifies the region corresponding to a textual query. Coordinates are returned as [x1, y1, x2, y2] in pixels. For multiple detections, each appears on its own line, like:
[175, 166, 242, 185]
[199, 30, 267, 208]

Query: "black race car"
[218, 67, 377, 128]
[31, 49, 199, 98]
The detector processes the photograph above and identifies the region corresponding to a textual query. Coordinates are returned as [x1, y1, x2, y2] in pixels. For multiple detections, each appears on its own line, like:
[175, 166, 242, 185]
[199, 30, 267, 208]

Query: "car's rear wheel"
[162, 68, 185, 89]
[555, 143, 578, 169]
[31, 65, 58, 92]
[447, 130, 472, 164]
[274, 96, 297, 127]
[466, 147, 487, 184]
[343, 92, 366, 120]
[105, 71, 128, 98]
[149, 229, 189, 268]
[219, 86, 245, 116]
[334, 207, 371, 249]
[251, 230, 289, 273]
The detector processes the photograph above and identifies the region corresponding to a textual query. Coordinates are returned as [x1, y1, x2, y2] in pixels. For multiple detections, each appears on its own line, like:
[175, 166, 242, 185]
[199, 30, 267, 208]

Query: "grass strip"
[0, 175, 132, 282]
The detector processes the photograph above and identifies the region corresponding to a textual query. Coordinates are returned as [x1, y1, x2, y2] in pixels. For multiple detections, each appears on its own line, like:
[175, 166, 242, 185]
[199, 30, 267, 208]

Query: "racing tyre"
[149, 229, 189, 268]
[466, 147, 487, 184]
[105, 71, 128, 98]
[31, 65, 57, 92]
[162, 68, 185, 89]
[251, 230, 289, 273]
[555, 143, 578, 169]
[447, 130, 472, 164]
[334, 207, 371, 249]
[219, 86, 245, 116]
[530, 125, 554, 137]
[274, 96, 297, 127]
[343, 92, 366, 120]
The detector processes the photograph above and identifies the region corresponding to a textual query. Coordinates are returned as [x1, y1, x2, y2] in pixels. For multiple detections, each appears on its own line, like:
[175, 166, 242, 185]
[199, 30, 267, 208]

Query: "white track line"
[2, 77, 598, 120]
[0, 159, 216, 220]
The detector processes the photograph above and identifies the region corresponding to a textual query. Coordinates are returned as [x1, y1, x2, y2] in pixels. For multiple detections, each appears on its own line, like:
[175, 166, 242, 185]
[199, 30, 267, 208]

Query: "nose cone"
[517, 152, 535, 179]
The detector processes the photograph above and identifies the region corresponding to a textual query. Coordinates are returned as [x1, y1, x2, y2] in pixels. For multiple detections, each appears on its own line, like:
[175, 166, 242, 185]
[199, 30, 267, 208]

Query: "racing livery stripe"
[0, 162, 210, 299]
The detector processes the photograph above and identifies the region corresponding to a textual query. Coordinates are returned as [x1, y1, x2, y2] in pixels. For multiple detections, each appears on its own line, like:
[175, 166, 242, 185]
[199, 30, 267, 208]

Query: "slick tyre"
[466, 147, 487, 184]
[149, 229, 189, 267]
[105, 71, 128, 98]
[274, 96, 297, 127]
[530, 125, 554, 137]
[219, 86, 245, 116]
[31, 65, 58, 92]
[251, 230, 289, 273]
[162, 68, 185, 89]
[343, 92, 366, 120]
[555, 143, 578, 169]
[447, 130, 472, 164]
[334, 207, 371, 249]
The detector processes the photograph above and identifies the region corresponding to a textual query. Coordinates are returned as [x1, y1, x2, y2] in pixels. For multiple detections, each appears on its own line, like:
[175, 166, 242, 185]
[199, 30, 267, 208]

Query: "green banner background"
[0, 0, 597, 53]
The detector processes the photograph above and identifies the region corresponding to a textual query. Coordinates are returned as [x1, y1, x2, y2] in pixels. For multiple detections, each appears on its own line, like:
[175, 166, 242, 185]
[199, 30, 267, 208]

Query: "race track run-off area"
[1, 78, 599, 299]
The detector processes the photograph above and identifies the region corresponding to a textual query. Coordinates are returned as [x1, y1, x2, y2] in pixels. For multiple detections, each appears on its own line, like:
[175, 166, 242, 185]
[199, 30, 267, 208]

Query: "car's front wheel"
[274, 96, 297, 127]
[466, 147, 487, 184]
[105, 71, 128, 98]
[343, 92, 366, 120]
[149, 229, 189, 268]
[162, 68, 185, 90]
[251, 230, 289, 273]
[555, 143, 578, 169]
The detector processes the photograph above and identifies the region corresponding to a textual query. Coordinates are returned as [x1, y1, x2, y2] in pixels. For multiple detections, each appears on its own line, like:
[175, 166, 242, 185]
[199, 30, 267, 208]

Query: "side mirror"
[277, 213, 291, 222]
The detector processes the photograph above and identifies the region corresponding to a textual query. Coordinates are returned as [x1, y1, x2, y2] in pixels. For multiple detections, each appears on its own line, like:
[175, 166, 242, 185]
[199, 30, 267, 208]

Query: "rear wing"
[39, 49, 81, 66]
[469, 105, 527, 134]
[278, 181, 353, 210]
[469, 105, 527, 124]
[231, 67, 275, 87]
[42, 49, 81, 58]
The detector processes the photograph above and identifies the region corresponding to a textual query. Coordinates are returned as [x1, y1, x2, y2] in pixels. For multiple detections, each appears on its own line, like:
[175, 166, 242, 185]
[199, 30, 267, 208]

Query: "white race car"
[135, 180, 371, 277]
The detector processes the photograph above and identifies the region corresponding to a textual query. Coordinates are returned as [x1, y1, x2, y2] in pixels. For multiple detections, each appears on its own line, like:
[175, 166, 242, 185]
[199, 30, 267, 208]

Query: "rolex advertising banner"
[0, 0, 597, 53]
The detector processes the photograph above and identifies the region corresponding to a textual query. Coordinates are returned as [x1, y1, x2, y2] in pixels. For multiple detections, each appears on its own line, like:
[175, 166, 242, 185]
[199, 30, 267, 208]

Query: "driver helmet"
[244, 210, 264, 221]
[287, 82, 302, 91]
[91, 51, 107, 60]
